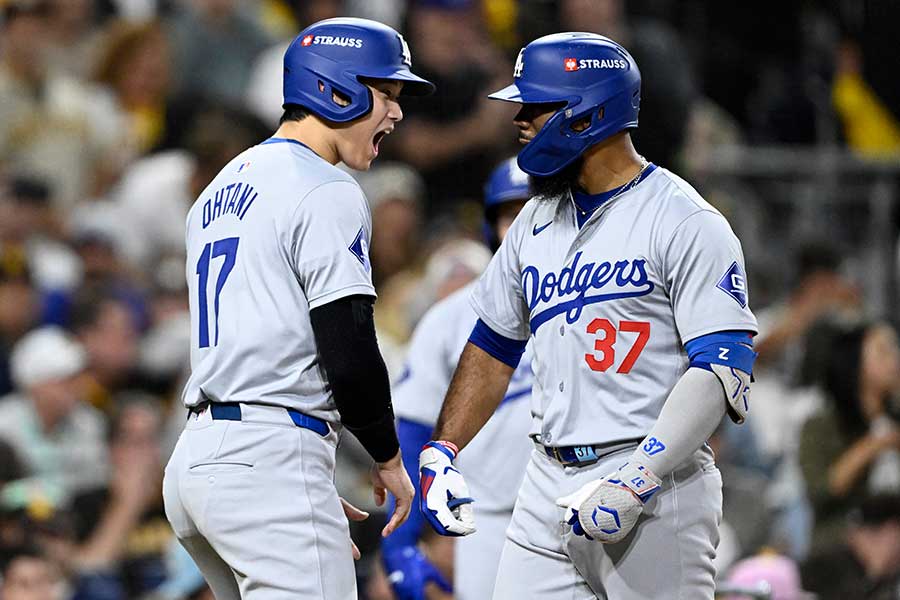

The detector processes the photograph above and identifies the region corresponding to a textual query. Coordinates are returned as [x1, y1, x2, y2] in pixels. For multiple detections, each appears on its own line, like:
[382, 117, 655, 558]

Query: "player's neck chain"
[574, 156, 650, 216]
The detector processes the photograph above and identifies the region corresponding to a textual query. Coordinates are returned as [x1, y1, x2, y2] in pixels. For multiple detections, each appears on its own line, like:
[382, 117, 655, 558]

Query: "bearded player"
[419, 33, 757, 599]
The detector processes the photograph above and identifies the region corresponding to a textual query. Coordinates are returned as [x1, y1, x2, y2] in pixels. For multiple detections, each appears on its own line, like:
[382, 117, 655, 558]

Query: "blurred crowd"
[0, 0, 899, 599]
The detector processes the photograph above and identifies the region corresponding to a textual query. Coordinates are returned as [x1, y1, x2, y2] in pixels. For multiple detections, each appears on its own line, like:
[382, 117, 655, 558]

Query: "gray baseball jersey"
[394, 281, 533, 513]
[471, 166, 758, 447]
[181, 138, 375, 423]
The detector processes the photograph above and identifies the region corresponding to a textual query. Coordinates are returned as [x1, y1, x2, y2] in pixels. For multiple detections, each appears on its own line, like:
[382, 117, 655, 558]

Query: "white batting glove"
[555, 462, 661, 543]
[418, 441, 476, 537]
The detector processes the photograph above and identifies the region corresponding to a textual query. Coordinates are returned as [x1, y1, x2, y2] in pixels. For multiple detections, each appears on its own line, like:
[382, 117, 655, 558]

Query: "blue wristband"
[685, 330, 756, 374]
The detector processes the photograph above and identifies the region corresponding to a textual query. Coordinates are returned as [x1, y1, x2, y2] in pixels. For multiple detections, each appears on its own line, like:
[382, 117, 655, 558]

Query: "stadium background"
[0, 0, 899, 598]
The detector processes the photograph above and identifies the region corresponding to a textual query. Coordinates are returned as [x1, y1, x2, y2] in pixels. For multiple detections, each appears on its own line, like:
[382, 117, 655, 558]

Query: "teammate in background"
[162, 19, 434, 599]
[382, 159, 535, 600]
[419, 34, 758, 599]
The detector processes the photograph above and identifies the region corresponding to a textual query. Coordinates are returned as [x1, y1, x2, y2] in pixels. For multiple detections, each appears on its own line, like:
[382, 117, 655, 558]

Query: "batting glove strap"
[419, 444, 476, 537]
[607, 462, 662, 503]
[422, 440, 458, 460]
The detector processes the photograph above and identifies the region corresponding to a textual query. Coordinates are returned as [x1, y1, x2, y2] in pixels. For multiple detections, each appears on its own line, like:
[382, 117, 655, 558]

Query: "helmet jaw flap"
[518, 84, 640, 177]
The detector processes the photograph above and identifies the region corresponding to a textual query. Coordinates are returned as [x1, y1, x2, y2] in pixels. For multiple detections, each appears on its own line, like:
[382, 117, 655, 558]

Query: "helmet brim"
[488, 82, 572, 106]
[359, 67, 435, 96]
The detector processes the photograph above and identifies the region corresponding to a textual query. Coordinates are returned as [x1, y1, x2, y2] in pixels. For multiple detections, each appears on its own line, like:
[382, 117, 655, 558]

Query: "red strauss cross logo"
[564, 57, 579, 71]
[301, 35, 314, 46]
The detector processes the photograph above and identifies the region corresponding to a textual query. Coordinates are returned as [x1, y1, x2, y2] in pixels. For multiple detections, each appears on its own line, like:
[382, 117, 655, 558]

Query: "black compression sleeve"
[309, 294, 399, 463]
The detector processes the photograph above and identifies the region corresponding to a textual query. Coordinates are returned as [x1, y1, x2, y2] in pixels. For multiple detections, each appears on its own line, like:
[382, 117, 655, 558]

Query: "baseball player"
[162, 18, 434, 599]
[382, 159, 535, 600]
[419, 33, 758, 599]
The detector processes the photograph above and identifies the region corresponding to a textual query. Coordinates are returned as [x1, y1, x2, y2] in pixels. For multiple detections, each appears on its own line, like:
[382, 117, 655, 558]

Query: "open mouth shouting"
[373, 128, 392, 156]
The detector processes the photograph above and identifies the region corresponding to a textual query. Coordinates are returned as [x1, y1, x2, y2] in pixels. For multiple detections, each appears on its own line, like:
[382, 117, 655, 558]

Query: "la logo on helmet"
[513, 49, 525, 78]
[301, 35, 314, 46]
[398, 33, 412, 66]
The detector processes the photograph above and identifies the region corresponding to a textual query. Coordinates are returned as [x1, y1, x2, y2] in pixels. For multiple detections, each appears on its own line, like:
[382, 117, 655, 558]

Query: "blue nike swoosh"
[532, 221, 552, 236]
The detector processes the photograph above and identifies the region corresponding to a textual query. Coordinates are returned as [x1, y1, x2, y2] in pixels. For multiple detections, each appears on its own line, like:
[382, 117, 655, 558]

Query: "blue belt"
[539, 437, 643, 467]
[545, 445, 601, 466]
[191, 402, 330, 437]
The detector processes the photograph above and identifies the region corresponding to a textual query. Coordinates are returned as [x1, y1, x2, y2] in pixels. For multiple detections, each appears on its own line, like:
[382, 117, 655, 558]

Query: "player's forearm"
[310, 295, 399, 463]
[433, 342, 514, 450]
[629, 367, 727, 477]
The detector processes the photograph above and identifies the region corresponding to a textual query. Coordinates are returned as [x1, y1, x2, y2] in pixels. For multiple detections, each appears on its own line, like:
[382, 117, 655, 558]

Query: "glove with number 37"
[418, 441, 476, 536]
[555, 462, 661, 543]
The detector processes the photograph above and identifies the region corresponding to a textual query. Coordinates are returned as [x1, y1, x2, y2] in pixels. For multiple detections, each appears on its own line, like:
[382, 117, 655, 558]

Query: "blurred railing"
[692, 145, 900, 316]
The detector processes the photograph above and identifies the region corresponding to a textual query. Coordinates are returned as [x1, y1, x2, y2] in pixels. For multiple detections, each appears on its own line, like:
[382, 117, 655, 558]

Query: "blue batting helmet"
[489, 33, 641, 177]
[484, 157, 532, 212]
[283, 18, 435, 123]
[483, 158, 532, 249]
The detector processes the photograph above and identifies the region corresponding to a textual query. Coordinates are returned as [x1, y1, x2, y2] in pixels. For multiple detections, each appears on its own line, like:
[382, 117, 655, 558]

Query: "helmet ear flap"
[304, 70, 372, 121]
[564, 105, 600, 136]
[323, 82, 352, 108]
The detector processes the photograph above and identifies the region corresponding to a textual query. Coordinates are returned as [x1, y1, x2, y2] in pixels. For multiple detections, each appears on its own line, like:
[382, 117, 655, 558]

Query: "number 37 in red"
[584, 319, 650, 374]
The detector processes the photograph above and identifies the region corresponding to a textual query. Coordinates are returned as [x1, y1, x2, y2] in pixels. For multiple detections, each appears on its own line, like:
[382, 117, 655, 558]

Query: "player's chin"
[343, 150, 376, 171]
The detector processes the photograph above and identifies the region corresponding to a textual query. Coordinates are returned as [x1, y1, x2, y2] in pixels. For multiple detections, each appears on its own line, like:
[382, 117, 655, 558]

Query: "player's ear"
[315, 81, 351, 108]
[332, 89, 351, 108]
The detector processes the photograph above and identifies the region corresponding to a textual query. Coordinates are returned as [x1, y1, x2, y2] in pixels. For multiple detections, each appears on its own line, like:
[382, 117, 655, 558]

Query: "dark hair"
[279, 103, 311, 125]
[822, 324, 869, 437]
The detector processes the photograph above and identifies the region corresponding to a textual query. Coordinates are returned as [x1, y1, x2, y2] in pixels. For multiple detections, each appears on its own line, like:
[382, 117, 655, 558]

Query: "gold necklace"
[576, 156, 650, 215]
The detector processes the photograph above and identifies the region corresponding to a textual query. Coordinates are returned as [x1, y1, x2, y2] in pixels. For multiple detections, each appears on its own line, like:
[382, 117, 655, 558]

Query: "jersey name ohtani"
[201, 182, 259, 228]
[522, 251, 654, 333]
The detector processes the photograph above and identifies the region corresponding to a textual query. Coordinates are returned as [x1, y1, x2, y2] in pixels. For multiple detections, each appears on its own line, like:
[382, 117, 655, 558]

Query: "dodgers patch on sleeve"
[348, 227, 370, 272]
[716, 261, 748, 307]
